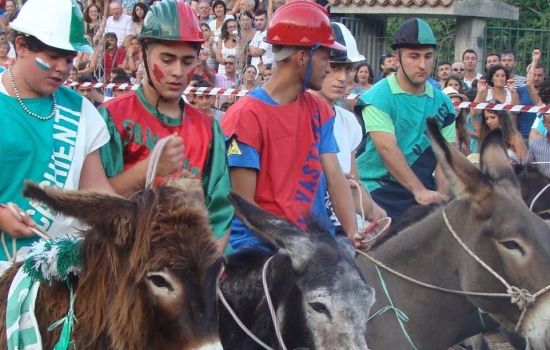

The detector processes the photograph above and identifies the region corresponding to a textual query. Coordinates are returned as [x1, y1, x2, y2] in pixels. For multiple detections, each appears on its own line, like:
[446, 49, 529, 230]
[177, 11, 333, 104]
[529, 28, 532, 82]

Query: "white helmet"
[10, 0, 92, 53]
[330, 22, 365, 63]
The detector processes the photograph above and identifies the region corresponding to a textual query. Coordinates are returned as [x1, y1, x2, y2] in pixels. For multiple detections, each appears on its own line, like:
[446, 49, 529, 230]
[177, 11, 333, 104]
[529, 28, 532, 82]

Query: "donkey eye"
[309, 302, 331, 318]
[499, 240, 526, 256]
[147, 274, 174, 291]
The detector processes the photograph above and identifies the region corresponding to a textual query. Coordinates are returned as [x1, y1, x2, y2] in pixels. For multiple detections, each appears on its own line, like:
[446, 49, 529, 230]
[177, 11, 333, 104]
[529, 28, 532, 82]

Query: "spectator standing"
[529, 79, 550, 142]
[0, 0, 114, 263]
[436, 61, 451, 88]
[479, 107, 526, 161]
[208, 0, 234, 42]
[196, 0, 213, 22]
[83, 3, 105, 46]
[215, 18, 239, 74]
[451, 61, 465, 80]
[0, 39, 14, 69]
[200, 22, 218, 70]
[120, 34, 142, 77]
[355, 18, 455, 219]
[473, 64, 519, 116]
[444, 74, 466, 94]
[102, 32, 126, 81]
[130, 2, 147, 35]
[352, 62, 373, 95]
[215, 55, 237, 87]
[98, 0, 233, 251]
[527, 113, 550, 177]
[517, 51, 545, 141]
[104, 0, 133, 47]
[221, 0, 359, 252]
[188, 47, 216, 84]
[502, 50, 527, 88]
[121, 0, 140, 13]
[485, 51, 500, 72]
[248, 9, 273, 71]
[442, 86, 470, 156]
[238, 11, 255, 57]
[3, 0, 17, 23]
[376, 53, 396, 81]
[462, 49, 482, 90]
[236, 64, 258, 90]
[193, 81, 225, 122]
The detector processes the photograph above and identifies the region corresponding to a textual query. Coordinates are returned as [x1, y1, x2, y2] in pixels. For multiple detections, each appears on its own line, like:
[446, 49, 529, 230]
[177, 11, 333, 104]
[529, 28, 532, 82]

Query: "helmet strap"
[397, 49, 423, 91]
[302, 44, 321, 92]
[142, 46, 165, 118]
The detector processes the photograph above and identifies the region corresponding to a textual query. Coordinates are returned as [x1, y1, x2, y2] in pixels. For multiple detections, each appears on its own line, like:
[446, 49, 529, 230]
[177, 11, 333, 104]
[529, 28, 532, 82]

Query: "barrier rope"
[63, 81, 550, 112]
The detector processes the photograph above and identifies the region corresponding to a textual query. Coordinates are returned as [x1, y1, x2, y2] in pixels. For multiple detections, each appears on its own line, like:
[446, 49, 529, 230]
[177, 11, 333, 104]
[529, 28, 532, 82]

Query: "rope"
[261, 255, 287, 350]
[368, 266, 417, 350]
[217, 256, 287, 350]
[145, 135, 175, 189]
[348, 179, 392, 244]
[529, 183, 550, 211]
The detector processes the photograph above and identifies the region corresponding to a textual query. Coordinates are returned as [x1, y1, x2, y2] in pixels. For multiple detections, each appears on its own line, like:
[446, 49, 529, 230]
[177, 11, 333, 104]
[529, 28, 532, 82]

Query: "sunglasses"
[453, 68, 465, 72]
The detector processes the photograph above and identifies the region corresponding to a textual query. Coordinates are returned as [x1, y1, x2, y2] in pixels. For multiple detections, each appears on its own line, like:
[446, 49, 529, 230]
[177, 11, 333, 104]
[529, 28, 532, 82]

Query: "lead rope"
[529, 183, 550, 211]
[356, 208, 550, 334]
[217, 255, 287, 350]
[145, 135, 175, 189]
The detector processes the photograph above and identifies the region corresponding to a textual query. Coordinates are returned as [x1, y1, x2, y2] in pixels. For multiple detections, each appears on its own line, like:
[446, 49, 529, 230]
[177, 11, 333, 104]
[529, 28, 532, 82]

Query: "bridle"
[357, 207, 550, 334]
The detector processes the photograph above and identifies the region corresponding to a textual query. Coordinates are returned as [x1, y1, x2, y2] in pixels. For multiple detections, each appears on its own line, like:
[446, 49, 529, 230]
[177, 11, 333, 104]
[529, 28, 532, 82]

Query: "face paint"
[153, 64, 164, 83]
[35, 57, 51, 71]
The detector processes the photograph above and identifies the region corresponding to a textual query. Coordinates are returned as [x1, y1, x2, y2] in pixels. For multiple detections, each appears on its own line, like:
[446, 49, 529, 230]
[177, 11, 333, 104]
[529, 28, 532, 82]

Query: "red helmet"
[265, 0, 345, 50]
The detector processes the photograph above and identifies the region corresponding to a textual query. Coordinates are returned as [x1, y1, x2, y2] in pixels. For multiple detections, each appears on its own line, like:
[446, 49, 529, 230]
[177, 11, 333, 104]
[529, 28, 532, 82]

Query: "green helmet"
[140, 0, 204, 43]
[391, 18, 436, 50]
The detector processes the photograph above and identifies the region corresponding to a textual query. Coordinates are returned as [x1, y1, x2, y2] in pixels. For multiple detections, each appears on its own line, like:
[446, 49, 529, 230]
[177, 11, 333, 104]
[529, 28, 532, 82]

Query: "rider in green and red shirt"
[99, 0, 233, 251]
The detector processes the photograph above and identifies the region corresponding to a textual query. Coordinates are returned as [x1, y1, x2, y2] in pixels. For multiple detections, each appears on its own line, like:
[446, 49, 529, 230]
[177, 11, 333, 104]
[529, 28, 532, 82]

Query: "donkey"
[219, 195, 375, 350]
[357, 119, 550, 350]
[514, 163, 550, 218]
[0, 179, 223, 350]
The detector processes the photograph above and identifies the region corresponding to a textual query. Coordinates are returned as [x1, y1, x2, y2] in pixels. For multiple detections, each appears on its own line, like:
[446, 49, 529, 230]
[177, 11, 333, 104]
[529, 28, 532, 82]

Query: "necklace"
[7, 68, 58, 121]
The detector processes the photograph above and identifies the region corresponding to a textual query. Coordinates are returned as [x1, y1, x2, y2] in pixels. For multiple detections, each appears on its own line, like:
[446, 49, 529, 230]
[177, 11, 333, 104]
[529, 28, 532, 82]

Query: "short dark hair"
[539, 79, 550, 105]
[77, 74, 96, 84]
[501, 50, 516, 59]
[111, 74, 131, 85]
[254, 9, 267, 17]
[212, 0, 227, 16]
[104, 32, 118, 42]
[462, 49, 478, 60]
[355, 62, 374, 85]
[13, 32, 76, 56]
[486, 51, 500, 60]
[486, 64, 511, 87]
[438, 61, 451, 68]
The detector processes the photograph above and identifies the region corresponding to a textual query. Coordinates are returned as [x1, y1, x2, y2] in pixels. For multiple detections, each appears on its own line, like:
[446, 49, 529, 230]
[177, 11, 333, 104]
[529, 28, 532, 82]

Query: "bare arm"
[511, 132, 527, 161]
[79, 150, 116, 193]
[229, 167, 258, 205]
[527, 49, 543, 106]
[370, 131, 447, 205]
[215, 39, 224, 64]
[471, 79, 488, 117]
[321, 153, 358, 239]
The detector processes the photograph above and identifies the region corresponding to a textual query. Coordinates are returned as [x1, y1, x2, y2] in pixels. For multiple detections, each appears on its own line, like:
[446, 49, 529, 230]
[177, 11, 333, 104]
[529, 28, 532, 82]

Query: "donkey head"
[231, 194, 374, 350]
[23, 178, 223, 350]
[427, 118, 550, 349]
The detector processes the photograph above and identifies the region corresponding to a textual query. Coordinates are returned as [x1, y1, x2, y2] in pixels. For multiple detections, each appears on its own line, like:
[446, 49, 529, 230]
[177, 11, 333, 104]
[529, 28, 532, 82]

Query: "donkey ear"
[427, 118, 490, 200]
[479, 129, 520, 191]
[229, 193, 314, 270]
[23, 182, 136, 242]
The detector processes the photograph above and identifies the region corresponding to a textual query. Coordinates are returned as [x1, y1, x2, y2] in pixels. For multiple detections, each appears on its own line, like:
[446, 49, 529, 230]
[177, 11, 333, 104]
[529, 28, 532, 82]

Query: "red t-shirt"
[104, 47, 126, 80]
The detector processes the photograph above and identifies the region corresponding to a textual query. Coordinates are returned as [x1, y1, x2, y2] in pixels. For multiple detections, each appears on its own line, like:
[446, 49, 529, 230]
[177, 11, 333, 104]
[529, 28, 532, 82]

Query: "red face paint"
[153, 64, 164, 83]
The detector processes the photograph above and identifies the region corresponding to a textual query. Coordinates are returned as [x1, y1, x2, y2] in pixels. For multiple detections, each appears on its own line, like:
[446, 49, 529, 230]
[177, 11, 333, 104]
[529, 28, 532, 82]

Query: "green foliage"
[499, 0, 550, 28]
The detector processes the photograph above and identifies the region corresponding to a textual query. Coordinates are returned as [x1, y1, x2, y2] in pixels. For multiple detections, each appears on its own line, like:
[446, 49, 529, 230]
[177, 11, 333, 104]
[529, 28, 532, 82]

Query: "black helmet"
[329, 22, 365, 63]
[391, 18, 437, 50]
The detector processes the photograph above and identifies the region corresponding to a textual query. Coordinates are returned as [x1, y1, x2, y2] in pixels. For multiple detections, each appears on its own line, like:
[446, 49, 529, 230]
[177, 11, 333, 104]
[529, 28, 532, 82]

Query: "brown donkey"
[0, 178, 223, 350]
[357, 119, 550, 349]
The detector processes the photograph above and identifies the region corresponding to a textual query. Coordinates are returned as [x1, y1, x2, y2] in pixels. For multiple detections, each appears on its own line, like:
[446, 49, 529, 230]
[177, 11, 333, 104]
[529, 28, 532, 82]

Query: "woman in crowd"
[479, 104, 526, 161]
[239, 11, 256, 63]
[474, 64, 519, 109]
[208, 0, 234, 42]
[0, 39, 14, 69]
[237, 64, 258, 90]
[215, 18, 239, 74]
[444, 75, 466, 94]
[120, 34, 142, 77]
[443, 86, 470, 156]
[3, 0, 17, 23]
[201, 22, 218, 70]
[352, 62, 373, 94]
[84, 3, 104, 45]
[87, 0, 109, 17]
[130, 2, 147, 35]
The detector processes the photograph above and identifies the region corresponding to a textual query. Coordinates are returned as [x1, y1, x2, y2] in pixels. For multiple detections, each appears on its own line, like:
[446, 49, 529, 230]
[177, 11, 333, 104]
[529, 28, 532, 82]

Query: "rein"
[529, 183, 550, 212]
[217, 255, 288, 350]
[356, 207, 550, 334]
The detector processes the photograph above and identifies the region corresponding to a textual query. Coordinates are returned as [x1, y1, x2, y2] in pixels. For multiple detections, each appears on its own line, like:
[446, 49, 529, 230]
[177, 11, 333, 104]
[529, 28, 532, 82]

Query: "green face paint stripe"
[35, 57, 50, 71]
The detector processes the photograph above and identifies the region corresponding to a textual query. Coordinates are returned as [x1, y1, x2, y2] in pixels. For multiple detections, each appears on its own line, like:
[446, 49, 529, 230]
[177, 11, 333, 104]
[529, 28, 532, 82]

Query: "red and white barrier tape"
[64, 81, 550, 113]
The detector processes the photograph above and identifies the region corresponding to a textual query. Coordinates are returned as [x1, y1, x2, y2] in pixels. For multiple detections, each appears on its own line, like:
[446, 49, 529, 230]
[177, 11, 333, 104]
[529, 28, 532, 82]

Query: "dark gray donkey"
[219, 194, 375, 350]
[357, 118, 550, 349]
